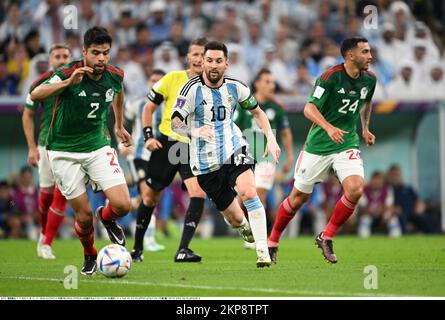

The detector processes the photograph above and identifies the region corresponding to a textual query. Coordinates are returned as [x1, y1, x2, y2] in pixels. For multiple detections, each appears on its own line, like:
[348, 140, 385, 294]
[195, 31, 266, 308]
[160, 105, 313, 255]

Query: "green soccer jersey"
[235, 98, 289, 162]
[305, 64, 376, 155]
[42, 59, 124, 152]
[25, 70, 56, 146]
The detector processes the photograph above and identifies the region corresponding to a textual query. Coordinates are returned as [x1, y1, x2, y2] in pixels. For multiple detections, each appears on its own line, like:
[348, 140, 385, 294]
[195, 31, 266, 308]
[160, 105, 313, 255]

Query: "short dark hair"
[83, 26, 112, 48]
[204, 41, 228, 58]
[340, 37, 368, 58]
[151, 69, 166, 77]
[190, 37, 208, 48]
[253, 68, 272, 84]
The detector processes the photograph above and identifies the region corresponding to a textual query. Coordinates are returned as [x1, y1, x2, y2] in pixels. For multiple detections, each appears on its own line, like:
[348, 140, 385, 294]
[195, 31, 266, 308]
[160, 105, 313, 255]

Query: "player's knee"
[290, 189, 310, 207]
[344, 185, 364, 202]
[113, 199, 132, 216]
[239, 187, 257, 202]
[141, 191, 159, 207]
[188, 189, 206, 198]
[76, 212, 93, 228]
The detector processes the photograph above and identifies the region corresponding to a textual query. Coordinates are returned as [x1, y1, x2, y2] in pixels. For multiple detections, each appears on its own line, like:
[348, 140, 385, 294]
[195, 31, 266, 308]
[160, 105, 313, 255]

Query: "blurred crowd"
[0, 0, 445, 102]
[0, 163, 437, 239]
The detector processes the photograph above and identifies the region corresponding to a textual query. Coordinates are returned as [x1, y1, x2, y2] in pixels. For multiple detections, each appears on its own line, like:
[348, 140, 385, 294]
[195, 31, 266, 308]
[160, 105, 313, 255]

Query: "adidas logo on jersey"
[113, 168, 121, 174]
[199, 100, 207, 106]
[337, 88, 345, 94]
[78, 90, 87, 97]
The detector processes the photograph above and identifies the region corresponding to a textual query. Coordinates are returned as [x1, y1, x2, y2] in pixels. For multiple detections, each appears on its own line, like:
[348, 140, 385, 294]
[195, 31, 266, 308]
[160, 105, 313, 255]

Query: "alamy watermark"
[63, 265, 78, 289]
[363, 5, 378, 30]
[363, 265, 378, 290]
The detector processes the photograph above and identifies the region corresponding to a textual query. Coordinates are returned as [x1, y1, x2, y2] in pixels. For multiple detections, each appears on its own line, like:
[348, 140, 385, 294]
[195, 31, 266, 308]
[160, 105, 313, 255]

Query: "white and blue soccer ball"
[97, 244, 132, 278]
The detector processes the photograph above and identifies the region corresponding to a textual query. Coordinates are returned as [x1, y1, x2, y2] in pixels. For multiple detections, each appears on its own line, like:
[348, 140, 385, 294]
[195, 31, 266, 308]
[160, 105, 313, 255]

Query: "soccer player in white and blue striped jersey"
[171, 41, 281, 267]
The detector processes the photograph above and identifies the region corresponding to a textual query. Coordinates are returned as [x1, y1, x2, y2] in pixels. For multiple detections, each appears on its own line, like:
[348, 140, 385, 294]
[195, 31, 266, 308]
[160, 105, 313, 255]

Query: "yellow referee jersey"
[148, 70, 191, 143]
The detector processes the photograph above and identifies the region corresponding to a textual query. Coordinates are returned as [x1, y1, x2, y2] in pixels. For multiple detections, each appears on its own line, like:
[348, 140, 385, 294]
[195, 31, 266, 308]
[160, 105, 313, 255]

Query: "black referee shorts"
[145, 134, 194, 192]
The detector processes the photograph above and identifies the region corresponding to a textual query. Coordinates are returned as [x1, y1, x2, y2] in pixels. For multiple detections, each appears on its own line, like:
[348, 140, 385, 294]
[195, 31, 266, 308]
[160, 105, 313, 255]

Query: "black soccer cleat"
[81, 255, 97, 275]
[315, 232, 337, 264]
[96, 206, 126, 247]
[268, 246, 278, 265]
[174, 248, 202, 263]
[131, 249, 144, 262]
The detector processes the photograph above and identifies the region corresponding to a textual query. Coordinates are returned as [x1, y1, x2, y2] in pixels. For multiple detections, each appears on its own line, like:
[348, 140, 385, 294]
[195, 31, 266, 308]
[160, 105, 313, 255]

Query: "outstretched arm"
[22, 107, 39, 166]
[113, 90, 132, 147]
[250, 106, 281, 163]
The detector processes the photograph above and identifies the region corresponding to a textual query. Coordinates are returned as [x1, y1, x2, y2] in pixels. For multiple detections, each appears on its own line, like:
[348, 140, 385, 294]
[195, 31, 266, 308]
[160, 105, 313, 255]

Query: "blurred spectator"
[378, 22, 409, 68]
[20, 53, 49, 99]
[369, 47, 395, 87]
[147, 0, 173, 43]
[115, 9, 137, 47]
[300, 20, 329, 78]
[77, 0, 102, 39]
[219, 3, 245, 44]
[33, 0, 65, 51]
[275, 22, 299, 65]
[182, 0, 212, 41]
[0, 54, 19, 95]
[242, 20, 268, 74]
[409, 39, 435, 84]
[286, 0, 317, 31]
[129, 23, 156, 66]
[24, 30, 45, 59]
[259, 45, 293, 93]
[6, 41, 31, 93]
[167, 20, 190, 60]
[291, 62, 314, 97]
[409, 20, 440, 62]
[358, 171, 401, 238]
[387, 164, 433, 234]
[318, 0, 344, 43]
[0, 180, 16, 238]
[115, 46, 147, 101]
[65, 30, 82, 59]
[152, 41, 182, 73]
[390, 0, 414, 43]
[422, 63, 445, 101]
[10, 166, 39, 239]
[0, 1, 29, 42]
[386, 60, 419, 101]
[208, 19, 230, 43]
[226, 43, 251, 85]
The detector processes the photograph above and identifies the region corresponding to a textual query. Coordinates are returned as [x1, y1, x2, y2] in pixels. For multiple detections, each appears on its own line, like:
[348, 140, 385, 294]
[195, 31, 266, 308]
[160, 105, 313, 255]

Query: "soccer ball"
[97, 244, 132, 278]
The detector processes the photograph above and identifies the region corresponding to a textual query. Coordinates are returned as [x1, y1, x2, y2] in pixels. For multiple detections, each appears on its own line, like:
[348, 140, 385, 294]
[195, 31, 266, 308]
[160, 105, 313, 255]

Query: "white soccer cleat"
[144, 242, 166, 252]
[237, 223, 254, 243]
[40, 244, 56, 259]
[256, 247, 272, 268]
[37, 233, 44, 258]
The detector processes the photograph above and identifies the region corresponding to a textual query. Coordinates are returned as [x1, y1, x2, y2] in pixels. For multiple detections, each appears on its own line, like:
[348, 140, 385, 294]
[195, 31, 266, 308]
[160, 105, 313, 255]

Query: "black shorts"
[128, 158, 149, 185]
[145, 134, 194, 192]
[197, 149, 255, 211]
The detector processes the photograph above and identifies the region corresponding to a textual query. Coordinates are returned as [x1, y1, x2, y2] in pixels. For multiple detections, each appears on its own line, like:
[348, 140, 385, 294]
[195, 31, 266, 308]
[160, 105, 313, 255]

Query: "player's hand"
[118, 143, 133, 156]
[115, 127, 132, 147]
[191, 125, 214, 141]
[362, 129, 376, 146]
[145, 138, 162, 151]
[27, 147, 39, 167]
[68, 67, 94, 86]
[264, 135, 281, 164]
[327, 126, 348, 144]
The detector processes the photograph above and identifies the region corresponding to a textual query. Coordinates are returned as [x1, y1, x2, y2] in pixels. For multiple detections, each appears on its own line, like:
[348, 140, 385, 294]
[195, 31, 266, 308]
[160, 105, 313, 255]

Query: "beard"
[93, 64, 106, 74]
[206, 69, 223, 84]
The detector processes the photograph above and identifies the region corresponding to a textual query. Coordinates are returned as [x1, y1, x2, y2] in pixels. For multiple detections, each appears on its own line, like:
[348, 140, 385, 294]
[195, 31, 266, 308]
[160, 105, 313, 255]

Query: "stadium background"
[0, 0, 444, 241]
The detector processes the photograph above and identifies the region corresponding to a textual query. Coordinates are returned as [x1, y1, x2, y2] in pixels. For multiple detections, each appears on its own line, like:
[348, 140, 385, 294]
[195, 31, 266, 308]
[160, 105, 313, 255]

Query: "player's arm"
[30, 66, 94, 102]
[280, 128, 294, 174]
[22, 106, 39, 166]
[142, 99, 162, 151]
[360, 101, 376, 146]
[249, 106, 281, 163]
[113, 89, 132, 147]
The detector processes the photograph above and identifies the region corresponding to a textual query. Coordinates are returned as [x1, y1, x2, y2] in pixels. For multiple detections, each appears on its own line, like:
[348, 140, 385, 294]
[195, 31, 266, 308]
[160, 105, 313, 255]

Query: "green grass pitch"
[1, 236, 444, 297]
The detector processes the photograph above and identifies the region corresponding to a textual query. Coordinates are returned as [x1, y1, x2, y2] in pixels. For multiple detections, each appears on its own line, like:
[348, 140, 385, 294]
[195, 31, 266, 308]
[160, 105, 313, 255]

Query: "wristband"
[143, 126, 153, 142]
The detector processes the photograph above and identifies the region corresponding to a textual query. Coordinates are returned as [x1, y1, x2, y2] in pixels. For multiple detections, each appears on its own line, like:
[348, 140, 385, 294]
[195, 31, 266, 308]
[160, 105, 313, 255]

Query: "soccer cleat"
[315, 232, 337, 264]
[95, 206, 126, 247]
[174, 248, 202, 263]
[40, 244, 56, 259]
[145, 242, 166, 252]
[238, 223, 254, 243]
[268, 246, 278, 264]
[80, 255, 97, 275]
[37, 233, 44, 258]
[131, 249, 144, 262]
[256, 247, 272, 268]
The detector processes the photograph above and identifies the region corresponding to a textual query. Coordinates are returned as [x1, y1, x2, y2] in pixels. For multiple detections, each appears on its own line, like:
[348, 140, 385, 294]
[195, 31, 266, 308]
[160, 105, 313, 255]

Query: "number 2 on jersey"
[88, 103, 100, 119]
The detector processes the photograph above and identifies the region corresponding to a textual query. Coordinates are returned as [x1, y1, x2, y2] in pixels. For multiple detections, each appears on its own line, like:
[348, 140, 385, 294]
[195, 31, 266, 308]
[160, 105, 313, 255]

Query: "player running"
[31, 26, 132, 275]
[171, 41, 281, 267]
[235, 68, 294, 248]
[135, 38, 208, 263]
[119, 69, 166, 258]
[22, 44, 72, 259]
[267, 37, 376, 264]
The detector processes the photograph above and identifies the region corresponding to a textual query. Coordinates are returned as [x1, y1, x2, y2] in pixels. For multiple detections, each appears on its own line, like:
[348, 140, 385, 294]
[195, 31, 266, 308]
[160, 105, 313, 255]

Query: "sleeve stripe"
[320, 64, 343, 81]
[179, 76, 201, 97]
[107, 65, 124, 77]
[31, 70, 54, 90]
[61, 61, 83, 77]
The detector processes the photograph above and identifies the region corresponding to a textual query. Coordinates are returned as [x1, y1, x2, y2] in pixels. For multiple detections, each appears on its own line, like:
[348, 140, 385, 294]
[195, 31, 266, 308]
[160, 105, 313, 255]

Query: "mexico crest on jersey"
[105, 88, 114, 102]
[360, 87, 368, 99]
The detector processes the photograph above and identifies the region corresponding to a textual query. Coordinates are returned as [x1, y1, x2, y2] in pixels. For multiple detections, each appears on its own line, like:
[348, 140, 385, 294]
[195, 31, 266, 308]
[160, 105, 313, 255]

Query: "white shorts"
[48, 146, 127, 200]
[293, 148, 364, 194]
[38, 146, 56, 188]
[255, 161, 276, 190]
